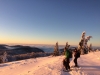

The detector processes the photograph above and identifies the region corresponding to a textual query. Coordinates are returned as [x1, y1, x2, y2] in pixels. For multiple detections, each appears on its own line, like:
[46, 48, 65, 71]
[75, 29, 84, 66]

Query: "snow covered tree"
[53, 42, 59, 56]
[88, 43, 92, 52]
[0, 51, 8, 63]
[79, 31, 92, 54]
[63, 42, 70, 55]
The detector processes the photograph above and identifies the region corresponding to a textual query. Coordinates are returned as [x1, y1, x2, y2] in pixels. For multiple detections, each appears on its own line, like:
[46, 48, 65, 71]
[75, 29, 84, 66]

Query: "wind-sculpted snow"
[0, 52, 100, 75]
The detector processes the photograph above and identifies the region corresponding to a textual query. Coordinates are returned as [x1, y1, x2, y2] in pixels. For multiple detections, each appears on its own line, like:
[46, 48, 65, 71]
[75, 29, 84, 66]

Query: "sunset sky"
[0, 0, 100, 46]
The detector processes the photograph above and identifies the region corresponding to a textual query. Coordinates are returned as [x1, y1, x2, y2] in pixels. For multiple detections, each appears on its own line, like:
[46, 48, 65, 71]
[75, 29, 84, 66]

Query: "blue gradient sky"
[0, 0, 100, 46]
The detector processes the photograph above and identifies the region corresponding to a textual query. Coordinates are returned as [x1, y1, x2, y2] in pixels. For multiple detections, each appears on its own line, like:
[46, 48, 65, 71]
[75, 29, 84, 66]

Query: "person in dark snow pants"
[74, 48, 80, 67]
[63, 57, 70, 71]
[63, 45, 71, 71]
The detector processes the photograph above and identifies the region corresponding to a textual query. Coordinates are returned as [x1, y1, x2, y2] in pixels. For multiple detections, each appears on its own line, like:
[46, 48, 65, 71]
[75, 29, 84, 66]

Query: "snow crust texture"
[0, 52, 100, 75]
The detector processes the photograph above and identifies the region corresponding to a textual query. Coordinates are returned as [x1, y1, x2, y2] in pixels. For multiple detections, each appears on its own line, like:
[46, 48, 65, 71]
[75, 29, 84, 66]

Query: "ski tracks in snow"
[0, 52, 100, 75]
[77, 52, 100, 75]
[61, 52, 100, 75]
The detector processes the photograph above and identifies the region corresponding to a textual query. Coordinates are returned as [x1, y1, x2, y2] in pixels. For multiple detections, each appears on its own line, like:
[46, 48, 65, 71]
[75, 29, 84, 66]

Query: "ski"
[63, 69, 70, 72]
[70, 66, 81, 71]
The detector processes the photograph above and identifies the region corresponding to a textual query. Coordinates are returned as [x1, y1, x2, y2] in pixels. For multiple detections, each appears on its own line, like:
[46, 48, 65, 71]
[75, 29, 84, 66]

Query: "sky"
[0, 0, 100, 46]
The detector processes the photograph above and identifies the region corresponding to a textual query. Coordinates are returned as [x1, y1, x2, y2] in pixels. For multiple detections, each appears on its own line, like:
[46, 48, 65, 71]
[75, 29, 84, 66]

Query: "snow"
[0, 52, 100, 75]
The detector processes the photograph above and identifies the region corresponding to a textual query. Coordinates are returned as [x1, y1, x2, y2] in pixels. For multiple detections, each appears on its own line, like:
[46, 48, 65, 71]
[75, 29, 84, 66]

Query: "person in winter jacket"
[73, 48, 80, 67]
[63, 45, 71, 71]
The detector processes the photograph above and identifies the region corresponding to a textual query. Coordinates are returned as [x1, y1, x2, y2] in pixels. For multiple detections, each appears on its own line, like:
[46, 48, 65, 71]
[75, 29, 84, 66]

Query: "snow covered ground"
[0, 51, 100, 75]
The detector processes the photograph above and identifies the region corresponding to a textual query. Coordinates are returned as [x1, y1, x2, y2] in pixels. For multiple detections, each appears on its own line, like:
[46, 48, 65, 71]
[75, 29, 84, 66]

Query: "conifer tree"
[53, 42, 59, 56]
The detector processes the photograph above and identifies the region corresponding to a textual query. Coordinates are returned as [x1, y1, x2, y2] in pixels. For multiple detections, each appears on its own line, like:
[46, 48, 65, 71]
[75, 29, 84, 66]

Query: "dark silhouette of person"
[63, 45, 71, 71]
[73, 48, 80, 67]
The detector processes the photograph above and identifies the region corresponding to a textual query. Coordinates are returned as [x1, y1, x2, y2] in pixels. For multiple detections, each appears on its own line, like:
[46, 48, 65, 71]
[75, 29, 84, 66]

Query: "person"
[63, 45, 71, 71]
[73, 48, 80, 67]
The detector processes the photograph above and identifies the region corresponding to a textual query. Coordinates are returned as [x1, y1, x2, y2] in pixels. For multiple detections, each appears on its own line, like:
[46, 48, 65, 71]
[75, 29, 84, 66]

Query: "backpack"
[77, 51, 80, 58]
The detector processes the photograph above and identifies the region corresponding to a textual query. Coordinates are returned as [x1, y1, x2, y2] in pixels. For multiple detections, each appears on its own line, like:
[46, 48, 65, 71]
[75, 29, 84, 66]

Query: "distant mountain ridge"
[0, 44, 100, 54]
[0, 44, 44, 55]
